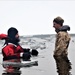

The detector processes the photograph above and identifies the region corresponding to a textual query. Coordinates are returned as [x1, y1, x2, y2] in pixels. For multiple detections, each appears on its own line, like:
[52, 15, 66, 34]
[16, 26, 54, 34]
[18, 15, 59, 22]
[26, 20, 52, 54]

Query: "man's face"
[53, 22, 61, 29]
[15, 33, 19, 39]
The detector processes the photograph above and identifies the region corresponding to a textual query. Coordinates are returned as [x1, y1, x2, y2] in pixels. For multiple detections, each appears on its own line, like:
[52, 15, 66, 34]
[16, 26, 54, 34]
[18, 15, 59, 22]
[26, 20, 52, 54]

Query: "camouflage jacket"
[54, 31, 71, 56]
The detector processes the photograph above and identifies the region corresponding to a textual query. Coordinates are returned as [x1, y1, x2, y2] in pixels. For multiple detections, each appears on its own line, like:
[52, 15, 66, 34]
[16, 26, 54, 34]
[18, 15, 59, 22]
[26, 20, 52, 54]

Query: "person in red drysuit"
[0, 27, 38, 61]
[0, 27, 24, 60]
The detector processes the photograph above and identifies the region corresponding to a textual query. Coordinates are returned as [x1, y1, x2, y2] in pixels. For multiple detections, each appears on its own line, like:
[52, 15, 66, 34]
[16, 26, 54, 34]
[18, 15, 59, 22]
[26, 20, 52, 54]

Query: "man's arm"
[0, 34, 7, 40]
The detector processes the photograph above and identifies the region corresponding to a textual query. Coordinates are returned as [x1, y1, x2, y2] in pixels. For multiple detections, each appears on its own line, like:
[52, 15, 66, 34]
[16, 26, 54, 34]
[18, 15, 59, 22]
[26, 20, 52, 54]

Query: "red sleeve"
[0, 34, 7, 39]
[2, 46, 15, 56]
[16, 45, 24, 53]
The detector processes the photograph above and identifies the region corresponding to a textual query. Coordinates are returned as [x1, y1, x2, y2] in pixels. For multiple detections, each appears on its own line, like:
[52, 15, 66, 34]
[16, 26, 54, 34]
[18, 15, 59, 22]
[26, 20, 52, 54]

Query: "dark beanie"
[7, 27, 18, 39]
[53, 16, 64, 26]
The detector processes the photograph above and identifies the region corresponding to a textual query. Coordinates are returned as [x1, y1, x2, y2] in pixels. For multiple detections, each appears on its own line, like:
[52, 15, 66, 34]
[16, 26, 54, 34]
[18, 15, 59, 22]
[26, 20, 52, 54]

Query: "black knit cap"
[53, 16, 64, 26]
[7, 27, 18, 39]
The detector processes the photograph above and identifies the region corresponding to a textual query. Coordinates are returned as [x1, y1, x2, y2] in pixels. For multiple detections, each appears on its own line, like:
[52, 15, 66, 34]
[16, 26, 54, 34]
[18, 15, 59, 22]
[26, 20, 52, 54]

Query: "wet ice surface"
[0, 34, 75, 75]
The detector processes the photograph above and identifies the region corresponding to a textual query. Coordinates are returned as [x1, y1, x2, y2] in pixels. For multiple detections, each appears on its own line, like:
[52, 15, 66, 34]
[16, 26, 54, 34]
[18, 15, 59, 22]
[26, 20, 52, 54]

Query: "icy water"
[0, 34, 75, 75]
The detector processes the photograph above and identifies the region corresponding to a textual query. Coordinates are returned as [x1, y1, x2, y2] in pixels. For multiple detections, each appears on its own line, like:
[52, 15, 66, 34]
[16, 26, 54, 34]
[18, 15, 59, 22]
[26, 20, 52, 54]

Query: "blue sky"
[0, 0, 75, 35]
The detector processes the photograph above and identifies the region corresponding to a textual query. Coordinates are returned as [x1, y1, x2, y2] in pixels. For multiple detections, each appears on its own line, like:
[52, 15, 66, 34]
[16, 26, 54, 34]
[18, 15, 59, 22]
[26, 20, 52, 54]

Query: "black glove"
[23, 48, 30, 53]
[22, 52, 31, 61]
[31, 49, 39, 56]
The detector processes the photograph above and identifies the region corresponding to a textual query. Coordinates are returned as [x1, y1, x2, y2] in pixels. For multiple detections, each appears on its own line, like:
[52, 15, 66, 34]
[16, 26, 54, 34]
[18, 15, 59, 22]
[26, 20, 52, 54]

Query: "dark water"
[0, 35, 75, 75]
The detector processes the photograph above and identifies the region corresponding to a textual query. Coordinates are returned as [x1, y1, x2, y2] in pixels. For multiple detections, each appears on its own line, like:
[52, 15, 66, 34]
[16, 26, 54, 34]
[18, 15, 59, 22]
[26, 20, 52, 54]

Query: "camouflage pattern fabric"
[54, 31, 71, 56]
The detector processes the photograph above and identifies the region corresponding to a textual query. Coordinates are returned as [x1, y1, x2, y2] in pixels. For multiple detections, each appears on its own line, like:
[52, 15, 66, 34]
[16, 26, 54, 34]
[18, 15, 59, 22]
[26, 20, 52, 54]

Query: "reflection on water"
[2, 58, 38, 75]
[2, 59, 21, 75]
[2, 71, 21, 75]
[53, 55, 72, 75]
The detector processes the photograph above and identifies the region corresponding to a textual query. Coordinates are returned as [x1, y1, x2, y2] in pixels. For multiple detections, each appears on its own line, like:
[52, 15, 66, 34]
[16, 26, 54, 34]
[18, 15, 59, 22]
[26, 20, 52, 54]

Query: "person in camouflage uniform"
[53, 16, 71, 56]
[53, 16, 72, 75]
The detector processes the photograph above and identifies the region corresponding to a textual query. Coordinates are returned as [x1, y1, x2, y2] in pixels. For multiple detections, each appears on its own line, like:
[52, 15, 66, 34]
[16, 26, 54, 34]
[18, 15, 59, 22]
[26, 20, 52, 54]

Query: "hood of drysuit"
[5, 27, 20, 45]
[56, 25, 70, 33]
